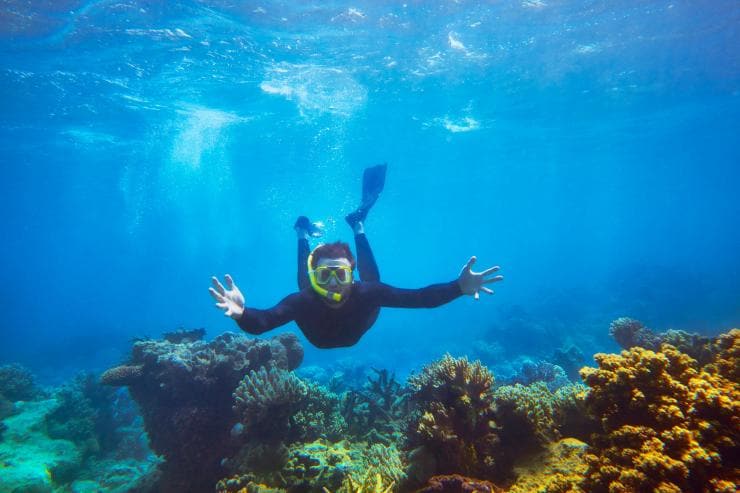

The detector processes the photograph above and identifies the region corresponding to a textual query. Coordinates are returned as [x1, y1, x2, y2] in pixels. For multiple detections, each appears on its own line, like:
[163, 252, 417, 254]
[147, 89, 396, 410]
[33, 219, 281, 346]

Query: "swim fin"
[346, 163, 387, 228]
[361, 163, 387, 210]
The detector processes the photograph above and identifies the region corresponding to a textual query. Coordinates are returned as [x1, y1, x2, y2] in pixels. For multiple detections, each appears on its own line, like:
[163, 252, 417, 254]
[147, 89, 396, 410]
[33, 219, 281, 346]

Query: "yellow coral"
[578, 330, 740, 492]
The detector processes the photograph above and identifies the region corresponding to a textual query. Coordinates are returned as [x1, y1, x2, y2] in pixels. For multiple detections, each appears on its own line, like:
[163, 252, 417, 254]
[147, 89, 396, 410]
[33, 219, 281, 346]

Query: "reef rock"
[101, 331, 303, 493]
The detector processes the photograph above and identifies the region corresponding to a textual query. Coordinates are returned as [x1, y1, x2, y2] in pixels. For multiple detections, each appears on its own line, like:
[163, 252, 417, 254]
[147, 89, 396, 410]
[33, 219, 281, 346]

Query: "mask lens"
[335, 268, 350, 283]
[315, 268, 331, 284]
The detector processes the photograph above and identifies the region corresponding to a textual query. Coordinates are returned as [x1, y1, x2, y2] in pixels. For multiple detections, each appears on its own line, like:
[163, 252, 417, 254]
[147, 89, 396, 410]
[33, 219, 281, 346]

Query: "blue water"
[1, 0, 738, 383]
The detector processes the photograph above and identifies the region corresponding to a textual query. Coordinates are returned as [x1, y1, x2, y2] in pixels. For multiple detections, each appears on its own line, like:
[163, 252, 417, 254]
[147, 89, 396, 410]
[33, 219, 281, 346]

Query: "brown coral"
[578, 331, 740, 493]
[100, 364, 144, 386]
[414, 474, 503, 492]
[406, 355, 501, 484]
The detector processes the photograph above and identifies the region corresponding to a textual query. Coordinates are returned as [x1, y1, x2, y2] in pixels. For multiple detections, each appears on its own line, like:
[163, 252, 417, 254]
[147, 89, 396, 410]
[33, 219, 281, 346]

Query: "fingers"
[482, 275, 504, 284]
[474, 291, 480, 300]
[481, 266, 500, 276]
[225, 274, 235, 289]
[211, 276, 226, 295]
[481, 286, 494, 295]
[209, 287, 225, 302]
[464, 256, 477, 271]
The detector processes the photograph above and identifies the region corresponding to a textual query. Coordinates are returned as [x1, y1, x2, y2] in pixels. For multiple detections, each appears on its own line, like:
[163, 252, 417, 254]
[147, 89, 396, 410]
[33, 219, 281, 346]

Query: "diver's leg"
[297, 236, 310, 290]
[295, 216, 319, 290]
[352, 222, 380, 282]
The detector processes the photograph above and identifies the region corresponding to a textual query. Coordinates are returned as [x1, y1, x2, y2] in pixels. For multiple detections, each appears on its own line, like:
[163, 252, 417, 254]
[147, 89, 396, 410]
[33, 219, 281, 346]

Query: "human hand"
[209, 274, 245, 319]
[457, 256, 503, 300]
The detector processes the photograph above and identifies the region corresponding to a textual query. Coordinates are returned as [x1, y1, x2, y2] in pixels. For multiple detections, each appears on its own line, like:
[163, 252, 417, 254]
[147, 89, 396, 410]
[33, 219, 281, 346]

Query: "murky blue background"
[1, 0, 738, 383]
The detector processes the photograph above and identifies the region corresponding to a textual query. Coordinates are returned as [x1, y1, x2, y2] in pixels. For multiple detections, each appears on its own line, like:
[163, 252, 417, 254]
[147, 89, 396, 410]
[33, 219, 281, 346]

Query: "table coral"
[579, 331, 739, 493]
[406, 354, 501, 483]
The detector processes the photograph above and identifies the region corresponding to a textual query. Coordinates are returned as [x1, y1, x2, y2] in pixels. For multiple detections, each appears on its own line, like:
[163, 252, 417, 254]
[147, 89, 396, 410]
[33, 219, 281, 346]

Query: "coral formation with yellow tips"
[405, 354, 500, 483]
[578, 329, 739, 493]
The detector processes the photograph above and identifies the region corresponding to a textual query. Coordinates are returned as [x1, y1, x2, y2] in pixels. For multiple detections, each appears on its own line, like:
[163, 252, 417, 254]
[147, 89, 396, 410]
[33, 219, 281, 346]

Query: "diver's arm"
[369, 280, 463, 308]
[368, 256, 503, 307]
[236, 293, 300, 335]
[209, 274, 298, 334]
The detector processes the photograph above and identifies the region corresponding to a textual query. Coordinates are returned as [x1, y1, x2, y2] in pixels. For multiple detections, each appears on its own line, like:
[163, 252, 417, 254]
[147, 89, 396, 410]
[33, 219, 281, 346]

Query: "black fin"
[361, 163, 387, 208]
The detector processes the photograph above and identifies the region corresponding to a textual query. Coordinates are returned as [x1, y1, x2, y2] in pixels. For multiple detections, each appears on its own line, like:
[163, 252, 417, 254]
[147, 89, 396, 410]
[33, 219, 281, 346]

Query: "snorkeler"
[209, 164, 503, 348]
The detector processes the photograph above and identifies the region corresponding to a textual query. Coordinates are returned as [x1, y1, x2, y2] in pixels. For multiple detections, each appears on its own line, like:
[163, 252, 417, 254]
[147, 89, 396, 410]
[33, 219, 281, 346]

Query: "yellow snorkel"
[307, 246, 343, 302]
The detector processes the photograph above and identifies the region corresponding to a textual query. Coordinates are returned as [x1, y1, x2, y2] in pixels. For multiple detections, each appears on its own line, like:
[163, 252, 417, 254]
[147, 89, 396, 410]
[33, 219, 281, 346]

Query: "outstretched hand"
[457, 256, 503, 300]
[209, 274, 245, 319]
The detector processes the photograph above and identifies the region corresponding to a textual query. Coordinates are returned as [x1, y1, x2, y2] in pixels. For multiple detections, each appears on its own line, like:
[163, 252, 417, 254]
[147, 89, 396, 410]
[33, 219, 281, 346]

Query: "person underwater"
[209, 164, 504, 349]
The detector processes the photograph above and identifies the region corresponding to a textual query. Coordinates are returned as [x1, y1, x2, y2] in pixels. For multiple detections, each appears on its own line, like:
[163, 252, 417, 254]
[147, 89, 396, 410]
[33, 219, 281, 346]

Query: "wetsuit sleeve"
[236, 293, 301, 335]
[367, 280, 463, 308]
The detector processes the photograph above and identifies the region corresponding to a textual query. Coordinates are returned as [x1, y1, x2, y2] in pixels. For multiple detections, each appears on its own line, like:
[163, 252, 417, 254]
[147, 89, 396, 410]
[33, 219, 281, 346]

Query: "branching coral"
[341, 368, 410, 445]
[578, 331, 740, 493]
[406, 354, 501, 483]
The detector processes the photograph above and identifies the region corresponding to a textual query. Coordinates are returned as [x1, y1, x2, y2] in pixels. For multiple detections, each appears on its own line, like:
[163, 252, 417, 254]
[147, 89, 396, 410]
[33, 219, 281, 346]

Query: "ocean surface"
[1, 0, 738, 386]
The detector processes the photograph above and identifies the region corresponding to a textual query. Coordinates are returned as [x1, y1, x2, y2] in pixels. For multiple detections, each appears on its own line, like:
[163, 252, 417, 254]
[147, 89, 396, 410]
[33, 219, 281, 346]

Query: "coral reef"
[608, 317, 720, 365]
[506, 438, 588, 493]
[46, 373, 119, 459]
[551, 345, 586, 382]
[578, 331, 739, 493]
[0, 399, 82, 492]
[233, 366, 307, 438]
[405, 354, 501, 485]
[162, 327, 206, 344]
[491, 382, 595, 472]
[101, 331, 304, 493]
[414, 474, 503, 492]
[0, 363, 43, 402]
[100, 364, 145, 386]
[218, 439, 405, 493]
[341, 368, 410, 445]
[293, 382, 347, 443]
[328, 471, 395, 493]
[500, 360, 570, 391]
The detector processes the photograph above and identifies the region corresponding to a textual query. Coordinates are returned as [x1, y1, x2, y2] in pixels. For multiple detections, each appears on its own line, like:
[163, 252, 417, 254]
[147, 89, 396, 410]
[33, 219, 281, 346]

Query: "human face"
[315, 257, 353, 303]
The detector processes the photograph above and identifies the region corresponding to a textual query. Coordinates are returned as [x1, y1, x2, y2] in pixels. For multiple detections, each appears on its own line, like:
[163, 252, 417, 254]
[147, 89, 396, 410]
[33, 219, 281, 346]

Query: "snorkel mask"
[307, 245, 352, 302]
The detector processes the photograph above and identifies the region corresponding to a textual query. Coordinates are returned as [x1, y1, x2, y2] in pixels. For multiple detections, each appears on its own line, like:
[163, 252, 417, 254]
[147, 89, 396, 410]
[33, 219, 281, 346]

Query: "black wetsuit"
[236, 234, 462, 348]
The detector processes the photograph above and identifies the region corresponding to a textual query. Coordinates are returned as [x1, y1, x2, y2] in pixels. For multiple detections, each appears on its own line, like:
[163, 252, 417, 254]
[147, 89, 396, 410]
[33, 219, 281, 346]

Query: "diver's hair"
[311, 241, 356, 269]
